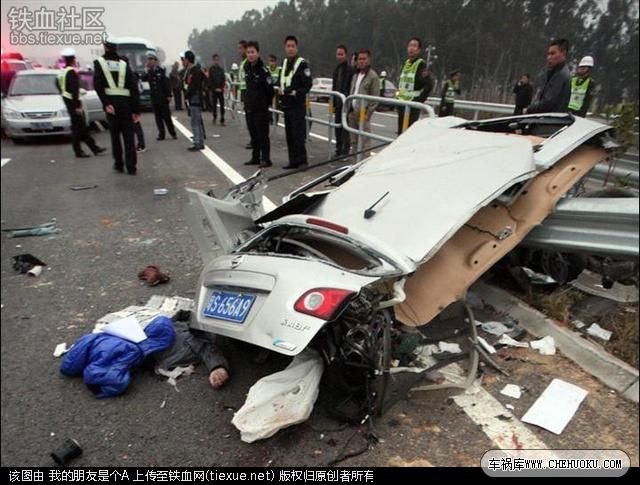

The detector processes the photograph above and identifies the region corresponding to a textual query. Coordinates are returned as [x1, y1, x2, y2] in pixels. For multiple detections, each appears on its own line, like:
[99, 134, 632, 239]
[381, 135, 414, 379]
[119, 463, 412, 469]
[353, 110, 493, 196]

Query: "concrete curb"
[472, 281, 639, 403]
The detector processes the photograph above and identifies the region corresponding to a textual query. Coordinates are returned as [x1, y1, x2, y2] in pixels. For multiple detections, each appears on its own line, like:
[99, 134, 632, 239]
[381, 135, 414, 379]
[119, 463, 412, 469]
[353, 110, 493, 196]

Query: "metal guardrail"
[586, 151, 639, 190]
[424, 96, 515, 119]
[524, 197, 639, 257]
[341, 94, 435, 160]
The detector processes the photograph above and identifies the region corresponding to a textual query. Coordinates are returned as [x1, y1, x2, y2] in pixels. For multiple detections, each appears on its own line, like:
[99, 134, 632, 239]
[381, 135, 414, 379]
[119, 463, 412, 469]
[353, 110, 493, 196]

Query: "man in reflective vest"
[280, 35, 312, 169]
[93, 38, 140, 175]
[439, 70, 461, 117]
[396, 37, 434, 134]
[58, 48, 105, 158]
[568, 56, 595, 117]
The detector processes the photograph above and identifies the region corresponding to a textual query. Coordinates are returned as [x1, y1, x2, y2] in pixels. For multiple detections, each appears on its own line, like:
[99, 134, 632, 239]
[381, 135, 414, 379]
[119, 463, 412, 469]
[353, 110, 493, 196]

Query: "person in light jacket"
[348, 49, 379, 154]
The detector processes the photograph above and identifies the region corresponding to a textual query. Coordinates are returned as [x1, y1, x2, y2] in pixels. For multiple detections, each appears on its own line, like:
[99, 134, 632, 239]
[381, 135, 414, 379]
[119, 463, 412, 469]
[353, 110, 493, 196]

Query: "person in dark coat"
[144, 51, 177, 140]
[57, 48, 105, 158]
[526, 38, 571, 114]
[243, 41, 274, 168]
[94, 38, 140, 174]
[513, 73, 533, 115]
[280, 35, 312, 169]
[332, 44, 354, 157]
[183, 50, 205, 151]
[169, 61, 183, 111]
[208, 54, 226, 125]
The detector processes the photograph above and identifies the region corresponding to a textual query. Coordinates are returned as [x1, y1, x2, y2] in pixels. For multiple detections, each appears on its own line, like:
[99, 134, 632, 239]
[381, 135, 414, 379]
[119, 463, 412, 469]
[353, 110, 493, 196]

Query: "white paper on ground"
[500, 384, 522, 399]
[232, 348, 324, 443]
[586, 323, 612, 341]
[102, 316, 148, 343]
[53, 342, 68, 357]
[530, 335, 556, 355]
[521, 378, 588, 435]
[497, 334, 530, 348]
[522, 267, 557, 284]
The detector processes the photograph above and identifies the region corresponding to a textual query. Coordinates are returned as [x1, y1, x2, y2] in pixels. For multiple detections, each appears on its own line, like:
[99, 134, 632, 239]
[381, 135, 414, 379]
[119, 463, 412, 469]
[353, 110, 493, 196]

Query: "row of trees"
[188, 0, 639, 109]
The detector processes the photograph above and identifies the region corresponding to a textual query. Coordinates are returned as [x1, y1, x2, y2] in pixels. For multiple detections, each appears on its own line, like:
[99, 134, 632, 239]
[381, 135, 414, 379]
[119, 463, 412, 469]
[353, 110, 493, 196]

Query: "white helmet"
[60, 48, 76, 58]
[380, 70, 387, 77]
[578, 56, 594, 68]
[231, 63, 239, 70]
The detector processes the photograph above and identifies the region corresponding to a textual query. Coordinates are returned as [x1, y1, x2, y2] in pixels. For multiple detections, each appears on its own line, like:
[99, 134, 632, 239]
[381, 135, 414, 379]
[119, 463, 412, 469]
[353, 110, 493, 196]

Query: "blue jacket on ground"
[60, 316, 176, 398]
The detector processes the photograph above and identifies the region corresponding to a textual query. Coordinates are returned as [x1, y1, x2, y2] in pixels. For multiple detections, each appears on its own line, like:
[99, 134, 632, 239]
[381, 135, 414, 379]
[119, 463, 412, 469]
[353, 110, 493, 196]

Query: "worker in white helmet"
[568, 55, 595, 117]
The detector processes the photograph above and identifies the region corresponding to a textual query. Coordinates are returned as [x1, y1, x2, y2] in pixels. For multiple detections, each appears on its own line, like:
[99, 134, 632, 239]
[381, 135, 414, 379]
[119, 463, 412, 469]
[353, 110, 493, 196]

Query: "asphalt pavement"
[1, 106, 638, 468]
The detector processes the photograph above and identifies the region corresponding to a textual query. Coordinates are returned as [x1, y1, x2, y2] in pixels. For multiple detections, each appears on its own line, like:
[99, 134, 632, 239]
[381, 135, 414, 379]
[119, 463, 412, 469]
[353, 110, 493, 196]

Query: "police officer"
[396, 37, 433, 133]
[280, 35, 312, 169]
[237, 40, 252, 149]
[439, 70, 461, 117]
[568, 56, 595, 117]
[94, 37, 140, 174]
[58, 48, 105, 158]
[145, 51, 177, 140]
[243, 41, 273, 168]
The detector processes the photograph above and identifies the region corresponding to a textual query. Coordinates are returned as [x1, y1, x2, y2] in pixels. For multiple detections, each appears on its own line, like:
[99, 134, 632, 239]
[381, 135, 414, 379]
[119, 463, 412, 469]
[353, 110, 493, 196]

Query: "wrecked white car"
[185, 113, 616, 414]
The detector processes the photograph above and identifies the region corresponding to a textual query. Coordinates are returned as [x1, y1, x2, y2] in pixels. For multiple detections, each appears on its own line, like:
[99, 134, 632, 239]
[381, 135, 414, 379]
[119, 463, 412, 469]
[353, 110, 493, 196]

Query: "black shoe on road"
[113, 164, 124, 173]
[260, 160, 273, 168]
[156, 136, 165, 141]
[93, 147, 107, 155]
[187, 145, 204, 151]
[171, 133, 178, 139]
[76, 152, 91, 158]
[244, 159, 260, 165]
[245, 143, 252, 149]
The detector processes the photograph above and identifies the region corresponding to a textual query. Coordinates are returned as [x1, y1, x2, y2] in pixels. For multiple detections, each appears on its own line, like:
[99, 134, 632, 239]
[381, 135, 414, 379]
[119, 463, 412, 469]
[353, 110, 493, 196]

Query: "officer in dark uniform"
[144, 51, 177, 140]
[280, 35, 312, 169]
[94, 37, 141, 174]
[57, 48, 105, 158]
[243, 41, 273, 168]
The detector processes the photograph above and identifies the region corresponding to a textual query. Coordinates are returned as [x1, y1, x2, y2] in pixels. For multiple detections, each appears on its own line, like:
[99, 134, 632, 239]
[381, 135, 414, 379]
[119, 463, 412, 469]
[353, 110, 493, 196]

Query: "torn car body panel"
[186, 114, 616, 354]
[395, 144, 609, 326]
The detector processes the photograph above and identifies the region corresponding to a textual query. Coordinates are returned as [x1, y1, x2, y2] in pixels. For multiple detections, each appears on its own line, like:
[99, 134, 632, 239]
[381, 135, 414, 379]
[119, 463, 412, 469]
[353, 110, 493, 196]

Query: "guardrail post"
[327, 96, 334, 158]
[357, 99, 365, 161]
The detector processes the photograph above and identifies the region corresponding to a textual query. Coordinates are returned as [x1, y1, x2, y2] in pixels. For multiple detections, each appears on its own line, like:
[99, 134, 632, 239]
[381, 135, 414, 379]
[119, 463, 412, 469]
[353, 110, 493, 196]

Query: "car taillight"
[294, 288, 355, 320]
[305, 217, 348, 234]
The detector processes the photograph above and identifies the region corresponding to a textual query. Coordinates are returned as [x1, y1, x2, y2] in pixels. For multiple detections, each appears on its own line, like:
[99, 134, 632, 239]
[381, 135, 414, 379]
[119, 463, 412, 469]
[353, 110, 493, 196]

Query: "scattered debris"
[586, 323, 613, 342]
[522, 267, 557, 285]
[50, 438, 82, 466]
[500, 384, 522, 399]
[497, 334, 529, 348]
[13, 254, 46, 274]
[530, 336, 556, 355]
[572, 319, 587, 329]
[438, 341, 462, 354]
[521, 378, 588, 435]
[53, 343, 68, 358]
[156, 365, 195, 391]
[160, 400, 166, 409]
[477, 336, 497, 354]
[506, 404, 515, 410]
[70, 184, 98, 191]
[480, 320, 515, 336]
[137, 265, 170, 286]
[232, 348, 324, 443]
[153, 188, 169, 196]
[27, 265, 44, 277]
[102, 316, 148, 344]
[6, 221, 59, 238]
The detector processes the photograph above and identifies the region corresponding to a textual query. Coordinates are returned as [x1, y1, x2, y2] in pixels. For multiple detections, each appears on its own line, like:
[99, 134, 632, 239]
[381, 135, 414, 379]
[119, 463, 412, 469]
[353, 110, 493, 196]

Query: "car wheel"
[12, 137, 25, 145]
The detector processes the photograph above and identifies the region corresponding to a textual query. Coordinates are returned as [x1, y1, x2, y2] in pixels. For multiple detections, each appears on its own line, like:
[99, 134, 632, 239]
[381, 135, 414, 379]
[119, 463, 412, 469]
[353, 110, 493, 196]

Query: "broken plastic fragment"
[497, 334, 529, 348]
[53, 343, 68, 358]
[438, 341, 462, 354]
[530, 336, 556, 355]
[477, 336, 496, 354]
[500, 384, 522, 399]
[586, 323, 612, 341]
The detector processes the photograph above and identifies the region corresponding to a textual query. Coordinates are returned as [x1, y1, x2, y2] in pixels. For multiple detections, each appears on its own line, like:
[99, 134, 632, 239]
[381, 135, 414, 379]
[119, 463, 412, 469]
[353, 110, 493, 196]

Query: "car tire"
[11, 137, 25, 145]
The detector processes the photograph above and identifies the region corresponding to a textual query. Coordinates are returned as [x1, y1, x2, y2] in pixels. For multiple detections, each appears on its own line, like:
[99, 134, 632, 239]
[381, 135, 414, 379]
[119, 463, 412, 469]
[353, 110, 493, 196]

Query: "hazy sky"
[1, 0, 279, 65]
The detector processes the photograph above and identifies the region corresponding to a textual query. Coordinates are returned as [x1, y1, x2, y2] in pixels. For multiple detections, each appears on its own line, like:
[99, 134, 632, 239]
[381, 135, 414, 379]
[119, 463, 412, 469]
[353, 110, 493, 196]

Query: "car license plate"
[203, 290, 255, 324]
[31, 122, 52, 130]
